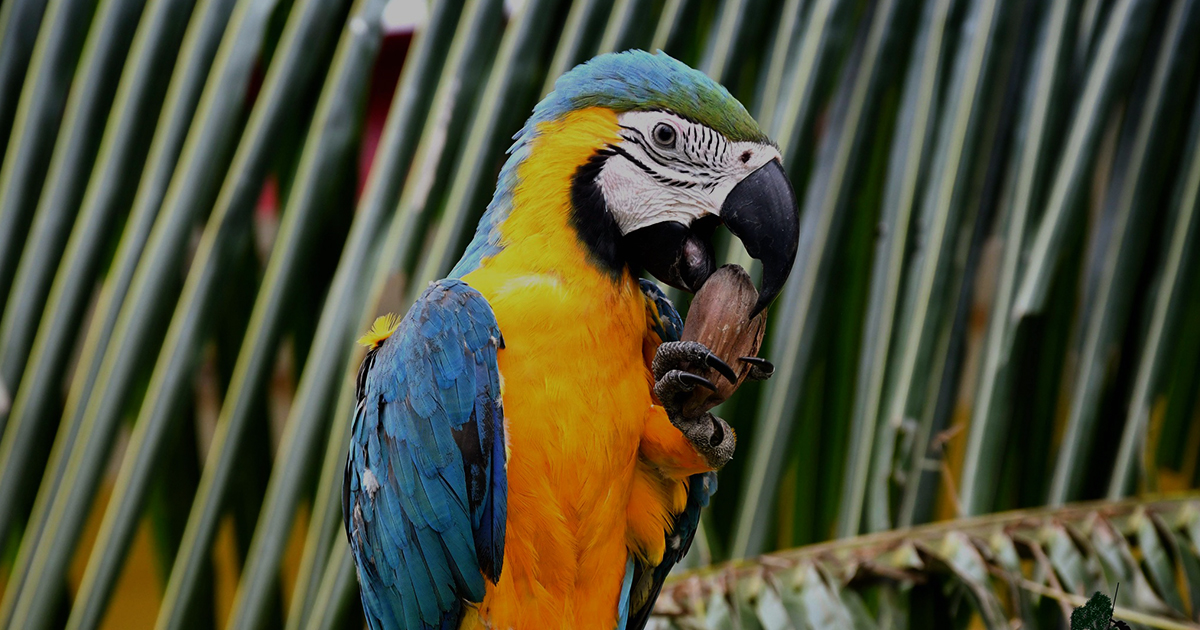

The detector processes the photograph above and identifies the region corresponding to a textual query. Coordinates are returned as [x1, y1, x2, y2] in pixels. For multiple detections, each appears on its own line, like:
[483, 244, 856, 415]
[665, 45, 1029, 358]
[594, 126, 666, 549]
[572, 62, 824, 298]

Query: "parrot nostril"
[740, 151, 751, 164]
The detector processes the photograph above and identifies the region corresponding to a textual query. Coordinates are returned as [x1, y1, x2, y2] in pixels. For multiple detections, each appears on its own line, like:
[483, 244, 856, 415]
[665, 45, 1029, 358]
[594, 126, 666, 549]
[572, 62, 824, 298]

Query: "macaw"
[343, 50, 799, 629]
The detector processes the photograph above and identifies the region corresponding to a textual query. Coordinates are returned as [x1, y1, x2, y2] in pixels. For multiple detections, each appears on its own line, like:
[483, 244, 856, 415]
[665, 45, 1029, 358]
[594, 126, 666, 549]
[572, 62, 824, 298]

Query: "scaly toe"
[653, 341, 737, 383]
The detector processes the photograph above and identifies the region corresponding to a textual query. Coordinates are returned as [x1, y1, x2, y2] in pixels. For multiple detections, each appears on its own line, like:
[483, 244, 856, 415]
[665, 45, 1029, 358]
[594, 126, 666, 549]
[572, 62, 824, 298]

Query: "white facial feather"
[597, 111, 780, 234]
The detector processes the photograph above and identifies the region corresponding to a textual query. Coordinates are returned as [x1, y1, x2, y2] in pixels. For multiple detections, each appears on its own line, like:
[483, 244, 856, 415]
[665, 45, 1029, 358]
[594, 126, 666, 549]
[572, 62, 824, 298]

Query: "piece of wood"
[679, 264, 768, 417]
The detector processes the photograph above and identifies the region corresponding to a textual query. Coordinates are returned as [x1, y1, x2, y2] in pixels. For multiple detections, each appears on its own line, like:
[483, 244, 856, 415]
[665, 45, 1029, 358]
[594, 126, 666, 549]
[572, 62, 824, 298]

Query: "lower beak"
[721, 159, 799, 315]
[623, 219, 717, 293]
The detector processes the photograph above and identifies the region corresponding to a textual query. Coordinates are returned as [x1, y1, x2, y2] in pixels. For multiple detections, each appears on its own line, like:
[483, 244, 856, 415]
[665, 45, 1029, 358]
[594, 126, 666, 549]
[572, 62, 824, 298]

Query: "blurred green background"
[1, 0, 1199, 627]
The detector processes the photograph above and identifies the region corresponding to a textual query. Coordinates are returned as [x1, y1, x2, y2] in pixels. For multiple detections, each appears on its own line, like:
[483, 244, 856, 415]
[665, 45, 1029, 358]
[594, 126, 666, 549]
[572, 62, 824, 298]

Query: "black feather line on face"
[621, 131, 674, 170]
[608, 144, 700, 188]
[621, 118, 727, 179]
[619, 124, 691, 172]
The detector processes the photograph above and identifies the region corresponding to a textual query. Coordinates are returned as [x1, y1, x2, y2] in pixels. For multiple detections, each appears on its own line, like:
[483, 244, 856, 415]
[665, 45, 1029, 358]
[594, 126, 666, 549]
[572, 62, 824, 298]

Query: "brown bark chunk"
[678, 264, 768, 417]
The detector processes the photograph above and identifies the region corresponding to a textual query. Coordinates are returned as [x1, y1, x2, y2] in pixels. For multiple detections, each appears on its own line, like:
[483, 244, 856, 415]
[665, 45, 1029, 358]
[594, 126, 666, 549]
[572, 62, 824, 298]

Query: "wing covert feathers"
[344, 280, 506, 630]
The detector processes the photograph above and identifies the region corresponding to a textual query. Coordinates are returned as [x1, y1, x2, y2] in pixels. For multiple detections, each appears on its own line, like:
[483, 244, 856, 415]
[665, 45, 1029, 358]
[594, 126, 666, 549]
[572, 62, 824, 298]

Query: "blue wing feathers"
[639, 279, 683, 343]
[482, 394, 506, 581]
[345, 280, 506, 630]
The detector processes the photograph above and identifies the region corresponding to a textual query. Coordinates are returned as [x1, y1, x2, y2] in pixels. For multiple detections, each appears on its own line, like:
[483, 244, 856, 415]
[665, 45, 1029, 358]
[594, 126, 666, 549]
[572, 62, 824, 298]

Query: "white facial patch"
[597, 111, 780, 234]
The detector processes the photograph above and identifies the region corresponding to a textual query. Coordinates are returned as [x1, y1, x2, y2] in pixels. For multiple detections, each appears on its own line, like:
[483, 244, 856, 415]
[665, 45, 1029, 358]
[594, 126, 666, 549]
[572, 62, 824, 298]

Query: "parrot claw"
[679, 372, 717, 391]
[706, 354, 738, 383]
[739, 356, 774, 381]
[654, 370, 714, 404]
[652, 341, 737, 383]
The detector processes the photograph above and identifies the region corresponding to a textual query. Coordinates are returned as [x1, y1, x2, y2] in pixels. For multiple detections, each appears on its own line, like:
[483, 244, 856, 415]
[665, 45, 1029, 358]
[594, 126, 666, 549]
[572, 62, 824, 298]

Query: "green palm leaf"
[653, 495, 1200, 629]
[1, 1, 1198, 628]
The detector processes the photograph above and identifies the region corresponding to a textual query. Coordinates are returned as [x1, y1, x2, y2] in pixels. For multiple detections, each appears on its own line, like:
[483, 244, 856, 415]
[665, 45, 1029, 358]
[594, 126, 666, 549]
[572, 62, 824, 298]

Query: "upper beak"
[721, 159, 799, 315]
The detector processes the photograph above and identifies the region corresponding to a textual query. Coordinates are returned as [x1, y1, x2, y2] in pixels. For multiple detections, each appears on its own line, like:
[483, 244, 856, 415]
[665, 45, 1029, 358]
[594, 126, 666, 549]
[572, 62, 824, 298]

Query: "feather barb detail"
[358, 313, 401, 349]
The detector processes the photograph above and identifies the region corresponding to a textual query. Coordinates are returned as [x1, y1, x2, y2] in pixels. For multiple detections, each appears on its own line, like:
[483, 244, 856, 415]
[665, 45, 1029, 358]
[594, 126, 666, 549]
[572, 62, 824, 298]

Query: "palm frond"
[655, 495, 1200, 629]
[1, 0, 1199, 628]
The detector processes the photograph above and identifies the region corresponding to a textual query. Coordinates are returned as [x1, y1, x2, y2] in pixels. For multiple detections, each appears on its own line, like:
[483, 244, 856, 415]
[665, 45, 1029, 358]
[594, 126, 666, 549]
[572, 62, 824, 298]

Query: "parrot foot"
[739, 356, 775, 381]
[653, 368, 737, 469]
[652, 341, 737, 383]
[677, 412, 736, 470]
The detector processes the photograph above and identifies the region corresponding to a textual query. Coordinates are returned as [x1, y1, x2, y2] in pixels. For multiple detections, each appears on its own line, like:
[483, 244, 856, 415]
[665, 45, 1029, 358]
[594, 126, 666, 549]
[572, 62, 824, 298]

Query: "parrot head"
[460, 50, 800, 314]
[556, 51, 799, 314]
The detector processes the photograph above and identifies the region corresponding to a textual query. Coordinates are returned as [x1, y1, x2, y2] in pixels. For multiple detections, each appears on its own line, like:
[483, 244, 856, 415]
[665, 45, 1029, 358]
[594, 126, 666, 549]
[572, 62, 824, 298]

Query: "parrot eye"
[652, 123, 676, 148]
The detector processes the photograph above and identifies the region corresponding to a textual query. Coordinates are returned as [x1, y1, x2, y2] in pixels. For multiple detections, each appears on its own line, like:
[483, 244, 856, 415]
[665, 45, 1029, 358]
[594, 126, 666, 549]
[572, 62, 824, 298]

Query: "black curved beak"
[721, 159, 799, 314]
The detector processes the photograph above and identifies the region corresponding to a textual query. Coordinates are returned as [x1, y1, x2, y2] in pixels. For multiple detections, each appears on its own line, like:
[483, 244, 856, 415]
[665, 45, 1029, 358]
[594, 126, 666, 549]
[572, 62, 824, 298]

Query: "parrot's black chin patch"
[624, 217, 719, 293]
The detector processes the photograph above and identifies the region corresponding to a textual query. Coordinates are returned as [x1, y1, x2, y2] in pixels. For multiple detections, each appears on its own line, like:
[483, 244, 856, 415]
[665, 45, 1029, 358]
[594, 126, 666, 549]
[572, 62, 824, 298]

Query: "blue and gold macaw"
[343, 50, 799, 629]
